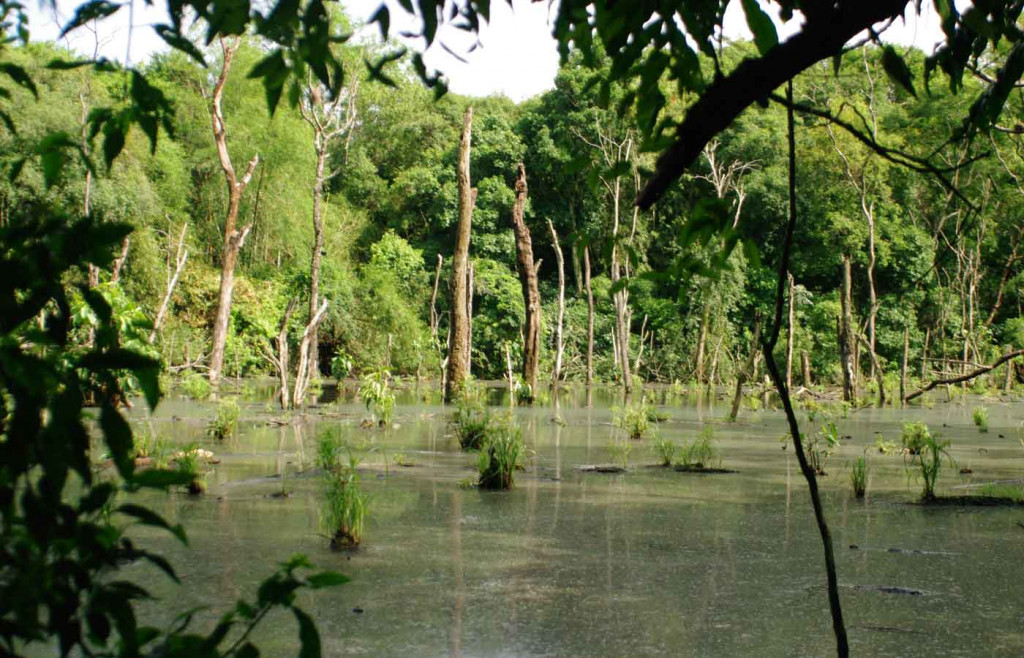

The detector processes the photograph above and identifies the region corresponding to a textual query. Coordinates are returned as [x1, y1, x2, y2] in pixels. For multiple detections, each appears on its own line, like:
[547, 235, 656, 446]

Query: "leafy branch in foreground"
[0, 204, 345, 656]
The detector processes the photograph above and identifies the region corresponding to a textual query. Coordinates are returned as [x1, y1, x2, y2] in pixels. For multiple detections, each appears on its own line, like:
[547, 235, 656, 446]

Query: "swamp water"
[122, 383, 1024, 657]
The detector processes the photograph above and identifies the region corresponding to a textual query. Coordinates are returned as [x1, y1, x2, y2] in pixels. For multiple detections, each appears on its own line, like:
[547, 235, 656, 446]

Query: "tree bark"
[786, 273, 795, 391]
[430, 253, 443, 338]
[510, 163, 541, 397]
[839, 254, 855, 401]
[293, 299, 330, 407]
[802, 349, 812, 387]
[1005, 344, 1015, 394]
[729, 313, 761, 421]
[274, 298, 297, 409]
[208, 38, 260, 385]
[548, 219, 566, 386]
[307, 146, 327, 381]
[583, 244, 595, 388]
[906, 349, 1024, 402]
[150, 223, 188, 344]
[900, 326, 909, 404]
[445, 107, 474, 403]
[110, 237, 130, 283]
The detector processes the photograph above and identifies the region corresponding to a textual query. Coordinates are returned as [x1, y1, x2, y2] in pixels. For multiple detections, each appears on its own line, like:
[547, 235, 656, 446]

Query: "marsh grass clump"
[175, 444, 206, 495]
[874, 436, 899, 455]
[477, 421, 526, 490]
[973, 406, 989, 433]
[359, 369, 395, 427]
[317, 436, 368, 549]
[678, 427, 721, 470]
[613, 398, 655, 441]
[181, 373, 211, 400]
[205, 397, 239, 441]
[851, 456, 868, 498]
[906, 432, 955, 502]
[132, 427, 169, 466]
[453, 393, 491, 450]
[901, 421, 931, 455]
[977, 483, 1024, 501]
[650, 436, 678, 467]
[806, 422, 840, 476]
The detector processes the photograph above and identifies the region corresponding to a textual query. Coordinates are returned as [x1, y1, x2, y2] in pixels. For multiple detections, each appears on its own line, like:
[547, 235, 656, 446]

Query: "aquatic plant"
[477, 421, 526, 490]
[132, 427, 169, 464]
[330, 352, 354, 381]
[359, 368, 395, 427]
[900, 421, 932, 455]
[850, 456, 868, 498]
[973, 406, 989, 433]
[452, 394, 491, 450]
[650, 436, 678, 466]
[316, 431, 343, 472]
[805, 422, 840, 476]
[906, 432, 954, 502]
[205, 397, 240, 440]
[613, 398, 655, 441]
[679, 427, 721, 470]
[319, 450, 368, 549]
[606, 439, 632, 469]
[977, 483, 1024, 501]
[175, 443, 206, 495]
[181, 372, 212, 400]
[513, 379, 535, 405]
[745, 394, 761, 411]
[873, 436, 899, 455]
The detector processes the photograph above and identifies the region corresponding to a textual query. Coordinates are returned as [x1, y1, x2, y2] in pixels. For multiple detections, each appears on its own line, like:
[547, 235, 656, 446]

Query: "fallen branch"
[905, 349, 1024, 402]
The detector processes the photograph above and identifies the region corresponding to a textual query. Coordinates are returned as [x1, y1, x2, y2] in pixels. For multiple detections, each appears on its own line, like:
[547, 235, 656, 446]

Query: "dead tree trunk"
[729, 313, 762, 421]
[786, 273, 795, 390]
[802, 350, 812, 387]
[1006, 345, 1015, 394]
[293, 299, 330, 407]
[858, 333, 885, 406]
[510, 164, 541, 397]
[150, 223, 189, 343]
[445, 107, 474, 403]
[262, 298, 296, 410]
[583, 244, 595, 387]
[466, 262, 474, 377]
[906, 349, 1024, 402]
[839, 254, 855, 401]
[548, 219, 566, 386]
[900, 326, 909, 404]
[110, 237, 130, 283]
[430, 253, 443, 337]
[208, 37, 260, 385]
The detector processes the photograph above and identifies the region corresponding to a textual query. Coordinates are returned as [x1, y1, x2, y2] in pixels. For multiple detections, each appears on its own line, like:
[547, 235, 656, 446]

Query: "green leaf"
[134, 550, 181, 583]
[306, 572, 350, 589]
[60, 1, 123, 38]
[45, 59, 95, 70]
[155, 25, 207, 66]
[740, 0, 778, 55]
[118, 503, 188, 544]
[370, 4, 390, 40]
[0, 62, 37, 99]
[130, 468, 194, 490]
[103, 124, 126, 168]
[881, 46, 917, 98]
[100, 403, 134, 479]
[294, 608, 321, 658]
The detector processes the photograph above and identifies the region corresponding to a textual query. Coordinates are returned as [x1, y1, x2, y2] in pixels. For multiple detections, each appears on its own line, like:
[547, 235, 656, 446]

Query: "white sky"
[27, 0, 955, 102]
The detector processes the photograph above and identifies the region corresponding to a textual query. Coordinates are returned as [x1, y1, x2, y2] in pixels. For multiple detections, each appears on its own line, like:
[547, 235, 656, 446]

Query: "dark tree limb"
[638, 0, 908, 209]
[905, 349, 1024, 401]
[762, 80, 849, 658]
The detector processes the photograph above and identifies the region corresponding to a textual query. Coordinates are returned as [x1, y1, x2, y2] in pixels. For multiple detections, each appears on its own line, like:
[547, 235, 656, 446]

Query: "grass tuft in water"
[205, 398, 239, 441]
[972, 406, 989, 433]
[477, 419, 526, 490]
[650, 436, 678, 466]
[452, 390, 491, 450]
[606, 439, 632, 469]
[850, 455, 868, 498]
[181, 373, 212, 400]
[359, 368, 395, 427]
[613, 398, 655, 441]
[900, 420, 931, 455]
[317, 435, 368, 549]
[805, 421, 840, 475]
[678, 426, 721, 470]
[175, 443, 206, 495]
[905, 430, 954, 502]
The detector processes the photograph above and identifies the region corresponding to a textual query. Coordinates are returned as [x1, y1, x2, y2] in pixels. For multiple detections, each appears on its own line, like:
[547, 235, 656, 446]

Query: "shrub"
[330, 352, 354, 381]
[613, 398, 655, 440]
[973, 406, 989, 433]
[874, 436, 899, 455]
[132, 427, 169, 465]
[851, 456, 867, 498]
[453, 394, 491, 450]
[358, 368, 395, 427]
[901, 421, 931, 455]
[181, 372, 211, 400]
[477, 421, 526, 490]
[319, 449, 368, 549]
[206, 397, 240, 440]
[650, 436, 678, 466]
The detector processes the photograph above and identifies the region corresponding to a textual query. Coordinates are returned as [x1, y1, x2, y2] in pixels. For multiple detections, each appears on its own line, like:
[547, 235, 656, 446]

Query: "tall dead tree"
[293, 299, 330, 407]
[150, 222, 189, 343]
[299, 76, 358, 382]
[785, 273, 795, 390]
[583, 244, 595, 387]
[839, 255, 856, 401]
[445, 107, 475, 403]
[208, 37, 260, 385]
[548, 219, 566, 386]
[729, 313, 761, 421]
[510, 164, 541, 396]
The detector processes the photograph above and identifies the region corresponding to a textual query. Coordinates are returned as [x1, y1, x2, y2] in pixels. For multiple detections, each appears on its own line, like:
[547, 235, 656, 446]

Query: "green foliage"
[973, 406, 989, 433]
[132, 426, 170, 465]
[613, 398, 655, 441]
[174, 443, 206, 495]
[358, 368, 395, 427]
[906, 432, 955, 501]
[850, 456, 868, 498]
[477, 419, 527, 490]
[452, 391, 491, 450]
[874, 436, 900, 455]
[181, 372, 212, 400]
[606, 439, 632, 469]
[650, 436, 678, 466]
[330, 352, 354, 381]
[901, 421, 932, 455]
[206, 397, 240, 440]
[806, 422, 841, 476]
[679, 427, 721, 470]
[318, 443, 368, 549]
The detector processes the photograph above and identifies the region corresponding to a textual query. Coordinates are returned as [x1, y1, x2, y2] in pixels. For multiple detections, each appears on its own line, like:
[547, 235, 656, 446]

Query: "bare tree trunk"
[505, 341, 515, 407]
[1005, 344, 1015, 394]
[208, 38, 260, 385]
[985, 228, 1023, 327]
[110, 237, 130, 283]
[866, 206, 877, 380]
[695, 301, 710, 383]
[729, 313, 762, 421]
[633, 314, 648, 375]
[510, 164, 541, 397]
[307, 147, 327, 382]
[900, 326, 909, 405]
[293, 299, 330, 407]
[786, 273, 795, 391]
[445, 107, 474, 402]
[548, 219, 566, 386]
[584, 244, 594, 388]
[921, 326, 930, 381]
[802, 350, 811, 387]
[150, 223, 189, 343]
[430, 253, 443, 337]
[261, 298, 296, 410]
[858, 333, 885, 406]
[906, 349, 1024, 401]
[839, 254, 855, 401]
[466, 262, 474, 378]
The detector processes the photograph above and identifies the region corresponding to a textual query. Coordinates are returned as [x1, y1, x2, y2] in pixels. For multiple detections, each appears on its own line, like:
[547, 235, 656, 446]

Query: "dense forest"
[4, 25, 1020, 401]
